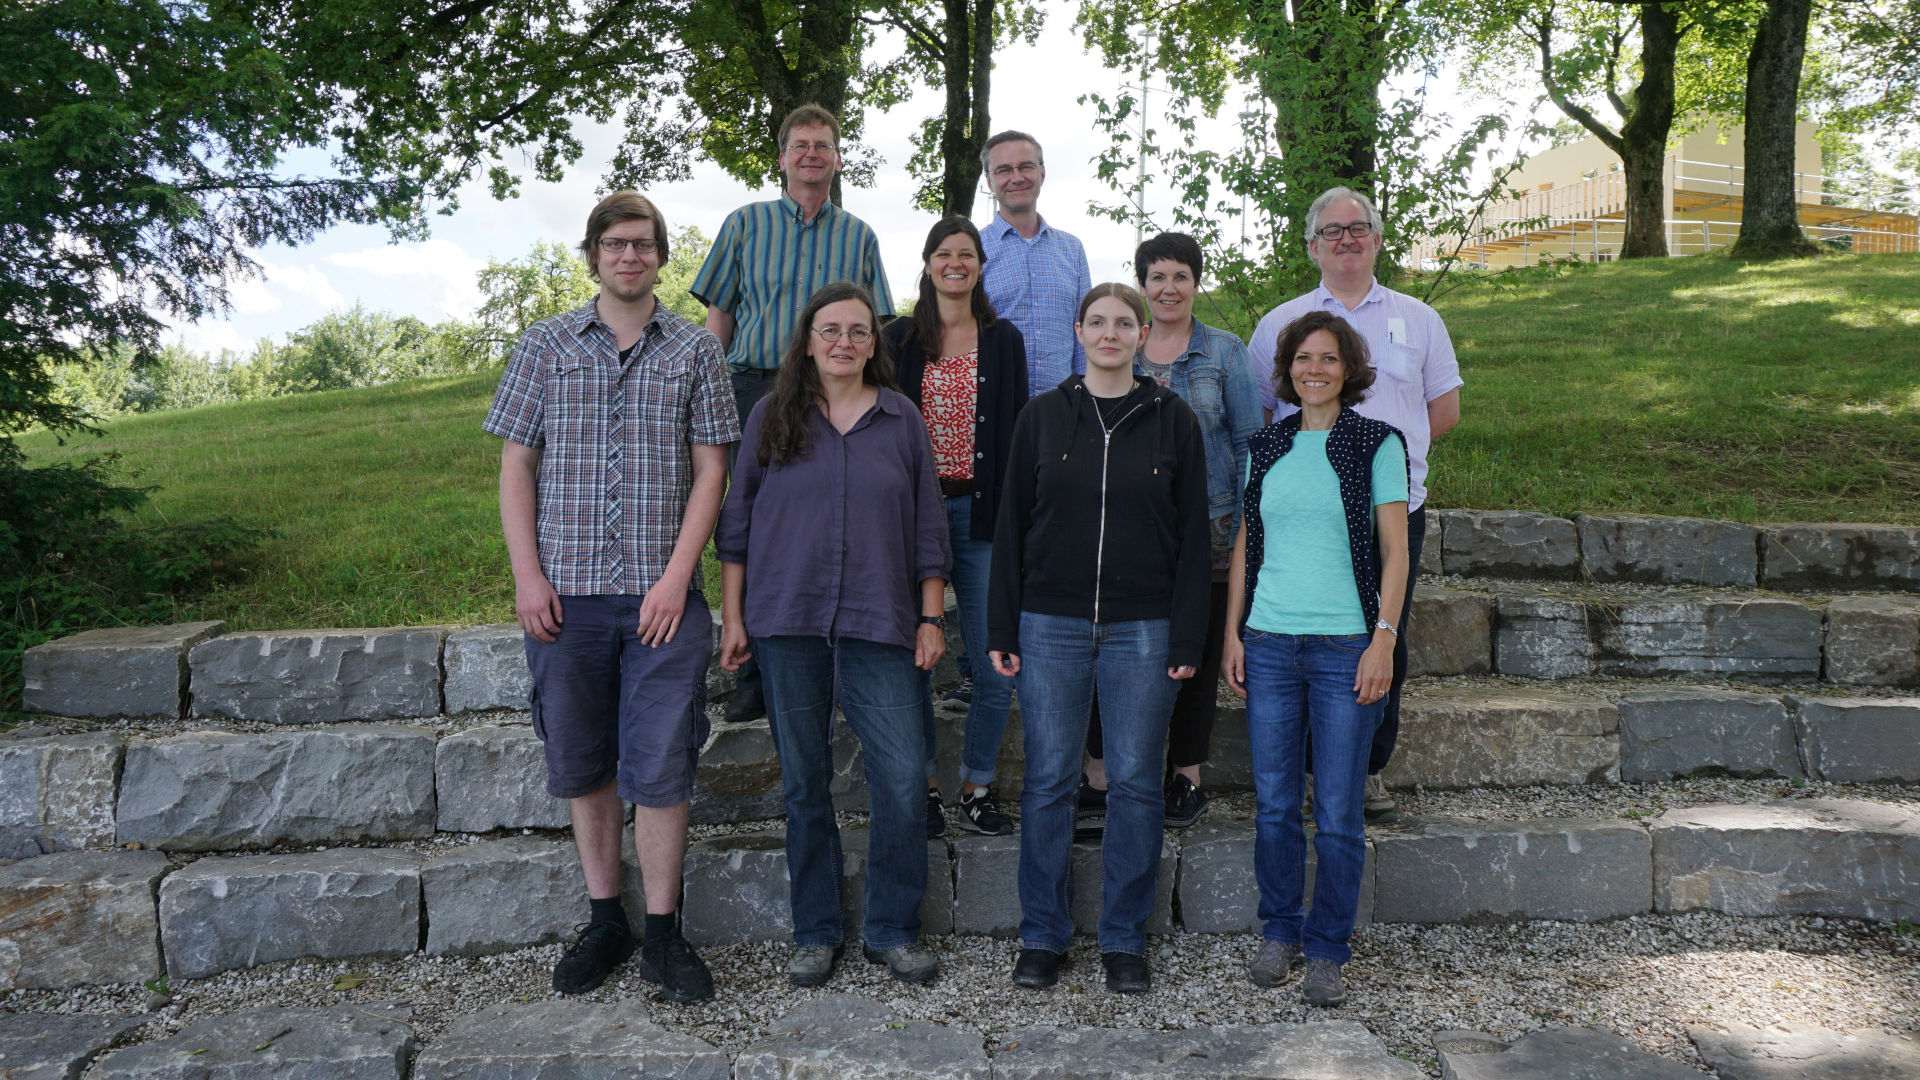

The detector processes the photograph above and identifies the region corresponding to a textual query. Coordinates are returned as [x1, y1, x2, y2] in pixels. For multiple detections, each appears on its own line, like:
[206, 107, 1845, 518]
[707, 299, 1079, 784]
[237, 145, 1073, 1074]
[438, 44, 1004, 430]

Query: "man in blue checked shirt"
[485, 191, 740, 1004]
[979, 131, 1092, 396]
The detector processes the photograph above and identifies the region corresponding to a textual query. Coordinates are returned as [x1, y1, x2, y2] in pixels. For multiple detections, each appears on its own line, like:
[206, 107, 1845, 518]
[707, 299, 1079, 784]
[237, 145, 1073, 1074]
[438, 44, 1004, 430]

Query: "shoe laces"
[565, 920, 628, 954]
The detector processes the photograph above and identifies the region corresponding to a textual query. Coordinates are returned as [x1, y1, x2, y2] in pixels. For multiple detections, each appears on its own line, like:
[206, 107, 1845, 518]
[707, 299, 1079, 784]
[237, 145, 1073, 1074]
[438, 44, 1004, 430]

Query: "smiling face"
[1288, 328, 1347, 409]
[1076, 295, 1148, 374]
[986, 139, 1044, 215]
[780, 122, 841, 192]
[1142, 258, 1196, 326]
[926, 232, 982, 300]
[1306, 196, 1382, 282]
[592, 217, 662, 303]
[809, 298, 875, 382]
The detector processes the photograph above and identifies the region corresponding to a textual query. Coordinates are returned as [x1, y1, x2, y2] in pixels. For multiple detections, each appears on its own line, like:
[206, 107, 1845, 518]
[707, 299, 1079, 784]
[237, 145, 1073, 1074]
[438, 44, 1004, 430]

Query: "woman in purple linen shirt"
[716, 282, 953, 988]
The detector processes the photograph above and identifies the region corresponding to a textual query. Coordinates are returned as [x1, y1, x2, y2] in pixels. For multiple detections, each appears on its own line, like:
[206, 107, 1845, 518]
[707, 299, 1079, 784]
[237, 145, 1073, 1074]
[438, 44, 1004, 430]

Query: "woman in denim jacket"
[1082, 233, 1262, 832]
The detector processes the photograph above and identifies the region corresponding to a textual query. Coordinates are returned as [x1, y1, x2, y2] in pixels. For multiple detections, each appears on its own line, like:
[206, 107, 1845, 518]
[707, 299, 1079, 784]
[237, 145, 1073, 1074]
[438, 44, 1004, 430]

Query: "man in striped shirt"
[691, 103, 894, 724]
[978, 130, 1092, 396]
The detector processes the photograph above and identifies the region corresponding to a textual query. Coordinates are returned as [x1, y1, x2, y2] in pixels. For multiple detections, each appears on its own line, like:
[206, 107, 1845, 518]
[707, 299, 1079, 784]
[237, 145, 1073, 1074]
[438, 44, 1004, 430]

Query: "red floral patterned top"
[919, 348, 979, 480]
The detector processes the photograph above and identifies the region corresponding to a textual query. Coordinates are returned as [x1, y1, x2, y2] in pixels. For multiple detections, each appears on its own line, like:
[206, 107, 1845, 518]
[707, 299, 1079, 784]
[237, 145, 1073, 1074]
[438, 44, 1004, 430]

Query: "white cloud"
[171, 320, 256, 357]
[327, 238, 486, 319]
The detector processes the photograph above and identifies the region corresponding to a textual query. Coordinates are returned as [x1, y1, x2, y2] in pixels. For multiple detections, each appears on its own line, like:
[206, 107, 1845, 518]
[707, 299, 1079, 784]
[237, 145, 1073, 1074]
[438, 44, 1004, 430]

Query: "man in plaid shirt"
[483, 191, 739, 1002]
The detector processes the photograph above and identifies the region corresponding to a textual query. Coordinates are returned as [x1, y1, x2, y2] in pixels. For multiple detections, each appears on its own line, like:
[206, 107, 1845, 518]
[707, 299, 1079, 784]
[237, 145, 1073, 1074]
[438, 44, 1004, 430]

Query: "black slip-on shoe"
[1101, 951, 1151, 994]
[1012, 947, 1067, 989]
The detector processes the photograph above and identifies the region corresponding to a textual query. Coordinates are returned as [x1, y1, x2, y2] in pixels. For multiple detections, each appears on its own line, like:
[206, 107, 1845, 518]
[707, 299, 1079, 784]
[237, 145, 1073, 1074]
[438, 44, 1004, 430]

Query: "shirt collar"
[780, 193, 836, 226]
[1313, 277, 1386, 312]
[569, 297, 665, 340]
[990, 211, 1048, 240]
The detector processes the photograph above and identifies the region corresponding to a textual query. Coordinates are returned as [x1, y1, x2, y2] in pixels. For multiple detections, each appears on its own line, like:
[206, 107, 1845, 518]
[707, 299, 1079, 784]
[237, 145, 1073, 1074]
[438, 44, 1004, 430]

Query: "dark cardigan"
[1239, 408, 1409, 635]
[884, 316, 1029, 540]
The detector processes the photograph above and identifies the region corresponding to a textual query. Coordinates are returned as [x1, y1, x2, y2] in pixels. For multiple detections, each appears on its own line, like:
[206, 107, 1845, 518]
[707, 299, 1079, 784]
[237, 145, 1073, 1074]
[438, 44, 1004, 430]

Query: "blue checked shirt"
[979, 213, 1091, 394]
[690, 195, 894, 372]
[482, 300, 740, 596]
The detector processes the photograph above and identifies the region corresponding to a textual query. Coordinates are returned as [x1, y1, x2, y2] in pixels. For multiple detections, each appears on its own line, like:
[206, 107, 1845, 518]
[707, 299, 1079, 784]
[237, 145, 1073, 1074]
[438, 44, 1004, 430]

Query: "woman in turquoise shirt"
[1222, 309, 1409, 1008]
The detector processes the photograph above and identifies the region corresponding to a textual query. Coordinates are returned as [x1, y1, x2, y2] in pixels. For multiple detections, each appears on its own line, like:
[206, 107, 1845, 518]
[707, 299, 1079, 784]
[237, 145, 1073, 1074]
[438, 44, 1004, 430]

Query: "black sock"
[643, 911, 677, 946]
[589, 896, 628, 931]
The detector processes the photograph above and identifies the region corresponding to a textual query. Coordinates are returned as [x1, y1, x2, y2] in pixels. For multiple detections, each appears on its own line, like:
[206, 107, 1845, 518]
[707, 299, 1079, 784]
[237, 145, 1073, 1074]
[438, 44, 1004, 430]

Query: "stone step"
[93, 1003, 415, 1079]
[6, 799, 1914, 990]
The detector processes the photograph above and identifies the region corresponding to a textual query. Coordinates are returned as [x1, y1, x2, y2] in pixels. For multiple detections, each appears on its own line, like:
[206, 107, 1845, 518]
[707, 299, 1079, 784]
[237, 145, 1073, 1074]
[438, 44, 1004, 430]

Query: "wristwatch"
[1374, 620, 1399, 638]
[919, 615, 946, 630]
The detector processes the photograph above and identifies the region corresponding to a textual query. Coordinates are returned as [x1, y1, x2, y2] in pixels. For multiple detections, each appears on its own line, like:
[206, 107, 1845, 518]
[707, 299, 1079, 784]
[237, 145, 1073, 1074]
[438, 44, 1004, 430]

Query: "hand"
[515, 573, 564, 643]
[636, 573, 689, 647]
[989, 650, 1021, 678]
[1354, 636, 1395, 705]
[719, 621, 751, 671]
[1168, 665, 1197, 680]
[914, 622, 946, 671]
[1223, 638, 1247, 699]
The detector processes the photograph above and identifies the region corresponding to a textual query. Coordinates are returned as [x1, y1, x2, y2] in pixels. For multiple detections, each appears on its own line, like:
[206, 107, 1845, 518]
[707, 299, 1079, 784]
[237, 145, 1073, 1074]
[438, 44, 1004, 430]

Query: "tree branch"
[1605, 22, 1631, 120]
[861, 10, 945, 60]
[1534, 7, 1626, 155]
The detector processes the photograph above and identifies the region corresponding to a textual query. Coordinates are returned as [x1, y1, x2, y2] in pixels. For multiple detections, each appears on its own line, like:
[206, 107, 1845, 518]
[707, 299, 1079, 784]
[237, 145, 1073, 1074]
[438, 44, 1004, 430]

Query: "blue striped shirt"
[979, 213, 1091, 394]
[690, 195, 894, 372]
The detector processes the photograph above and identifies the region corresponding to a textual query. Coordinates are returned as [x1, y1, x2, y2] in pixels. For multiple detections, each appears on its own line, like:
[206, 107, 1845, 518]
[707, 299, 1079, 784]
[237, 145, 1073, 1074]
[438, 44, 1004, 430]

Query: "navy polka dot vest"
[1239, 408, 1409, 635]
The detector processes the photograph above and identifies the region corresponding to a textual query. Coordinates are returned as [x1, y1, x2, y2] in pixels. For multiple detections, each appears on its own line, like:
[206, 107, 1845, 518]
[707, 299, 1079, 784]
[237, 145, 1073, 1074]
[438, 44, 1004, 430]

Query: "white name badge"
[1386, 317, 1407, 345]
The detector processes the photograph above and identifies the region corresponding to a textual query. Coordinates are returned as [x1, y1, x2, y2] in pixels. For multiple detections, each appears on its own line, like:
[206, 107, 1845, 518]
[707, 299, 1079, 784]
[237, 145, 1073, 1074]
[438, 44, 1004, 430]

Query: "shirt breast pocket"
[1370, 341, 1420, 389]
[1184, 369, 1224, 418]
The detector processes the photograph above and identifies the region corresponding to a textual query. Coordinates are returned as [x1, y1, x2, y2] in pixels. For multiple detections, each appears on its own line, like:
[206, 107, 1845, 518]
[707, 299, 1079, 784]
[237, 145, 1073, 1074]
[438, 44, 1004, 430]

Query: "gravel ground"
[6, 914, 1915, 1077]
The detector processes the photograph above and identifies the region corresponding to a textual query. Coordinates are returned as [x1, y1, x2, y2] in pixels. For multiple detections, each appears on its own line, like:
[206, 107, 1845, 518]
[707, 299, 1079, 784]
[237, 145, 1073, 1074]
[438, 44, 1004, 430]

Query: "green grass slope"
[21, 253, 1920, 631]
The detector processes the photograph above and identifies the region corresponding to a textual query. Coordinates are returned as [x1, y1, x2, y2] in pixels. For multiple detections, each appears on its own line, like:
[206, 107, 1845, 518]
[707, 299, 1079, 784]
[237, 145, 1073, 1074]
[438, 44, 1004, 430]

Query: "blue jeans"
[1243, 629, 1381, 965]
[1013, 612, 1179, 955]
[757, 635, 928, 950]
[945, 495, 1014, 786]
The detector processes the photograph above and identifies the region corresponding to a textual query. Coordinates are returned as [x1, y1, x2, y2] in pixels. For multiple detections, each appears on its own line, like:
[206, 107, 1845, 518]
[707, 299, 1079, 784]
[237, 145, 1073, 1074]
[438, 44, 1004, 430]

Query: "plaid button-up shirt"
[483, 299, 740, 596]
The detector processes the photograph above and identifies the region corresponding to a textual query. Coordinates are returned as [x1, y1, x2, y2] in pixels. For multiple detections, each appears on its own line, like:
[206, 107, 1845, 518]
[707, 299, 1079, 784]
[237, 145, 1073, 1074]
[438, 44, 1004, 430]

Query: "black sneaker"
[941, 677, 974, 705]
[639, 922, 714, 1003]
[1163, 774, 1209, 830]
[552, 921, 635, 995]
[926, 787, 947, 839]
[1073, 774, 1107, 840]
[1012, 947, 1066, 989]
[1102, 951, 1151, 994]
[957, 788, 1014, 835]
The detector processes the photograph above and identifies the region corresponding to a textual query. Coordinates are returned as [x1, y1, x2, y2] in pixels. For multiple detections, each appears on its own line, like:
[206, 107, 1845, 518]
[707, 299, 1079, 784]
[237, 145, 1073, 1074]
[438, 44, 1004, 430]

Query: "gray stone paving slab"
[735, 995, 990, 1080]
[841, 829, 953, 936]
[158, 850, 423, 979]
[1373, 817, 1651, 923]
[689, 720, 785, 825]
[116, 725, 435, 851]
[1437, 510, 1581, 579]
[1440, 1026, 1707, 1078]
[1407, 587, 1494, 678]
[1380, 687, 1619, 790]
[0, 732, 123, 858]
[1494, 593, 1823, 682]
[1791, 696, 1920, 782]
[1689, 1022, 1920, 1080]
[23, 621, 224, 719]
[993, 1021, 1424, 1079]
[1761, 523, 1920, 591]
[1069, 831, 1177, 935]
[951, 832, 1021, 936]
[413, 1001, 727, 1079]
[1651, 799, 1920, 921]
[441, 623, 530, 714]
[0, 850, 168, 990]
[189, 627, 448, 723]
[1617, 689, 1800, 782]
[680, 829, 791, 947]
[0, 1010, 148, 1079]
[421, 836, 585, 956]
[1824, 598, 1920, 686]
[93, 1004, 414, 1079]
[1174, 817, 1375, 933]
[434, 724, 569, 832]
[1210, 704, 1254, 791]
[1578, 515, 1759, 587]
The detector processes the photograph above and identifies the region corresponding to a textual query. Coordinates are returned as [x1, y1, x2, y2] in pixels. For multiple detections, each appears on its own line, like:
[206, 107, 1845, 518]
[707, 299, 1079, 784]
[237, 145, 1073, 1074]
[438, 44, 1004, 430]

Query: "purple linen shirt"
[716, 388, 952, 651]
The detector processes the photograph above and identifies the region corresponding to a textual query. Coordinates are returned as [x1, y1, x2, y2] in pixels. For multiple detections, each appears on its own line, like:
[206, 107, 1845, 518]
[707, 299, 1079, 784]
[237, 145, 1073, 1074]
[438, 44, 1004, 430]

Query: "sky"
[169, 15, 1495, 357]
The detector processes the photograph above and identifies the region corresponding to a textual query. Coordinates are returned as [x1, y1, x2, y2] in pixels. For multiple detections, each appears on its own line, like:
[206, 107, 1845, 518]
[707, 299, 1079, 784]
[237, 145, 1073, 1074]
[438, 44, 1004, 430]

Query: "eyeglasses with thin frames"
[811, 326, 873, 345]
[990, 161, 1041, 180]
[1314, 222, 1374, 242]
[597, 237, 659, 254]
[786, 140, 838, 156]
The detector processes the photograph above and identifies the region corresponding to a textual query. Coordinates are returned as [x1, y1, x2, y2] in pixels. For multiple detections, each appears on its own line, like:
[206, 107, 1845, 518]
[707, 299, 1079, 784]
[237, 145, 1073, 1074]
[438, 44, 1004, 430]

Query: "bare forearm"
[721, 561, 746, 623]
[1427, 389, 1460, 440]
[920, 577, 946, 619]
[659, 446, 727, 589]
[499, 444, 545, 581]
[705, 307, 735, 351]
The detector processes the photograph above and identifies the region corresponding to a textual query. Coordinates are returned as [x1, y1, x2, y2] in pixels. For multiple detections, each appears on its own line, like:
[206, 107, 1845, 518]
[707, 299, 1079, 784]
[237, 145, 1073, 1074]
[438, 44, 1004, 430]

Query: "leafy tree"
[271, 305, 438, 392]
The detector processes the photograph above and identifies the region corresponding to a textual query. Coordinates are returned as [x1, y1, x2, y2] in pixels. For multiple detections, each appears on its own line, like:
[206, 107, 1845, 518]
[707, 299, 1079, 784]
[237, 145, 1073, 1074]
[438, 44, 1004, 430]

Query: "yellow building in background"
[1414, 119, 1919, 268]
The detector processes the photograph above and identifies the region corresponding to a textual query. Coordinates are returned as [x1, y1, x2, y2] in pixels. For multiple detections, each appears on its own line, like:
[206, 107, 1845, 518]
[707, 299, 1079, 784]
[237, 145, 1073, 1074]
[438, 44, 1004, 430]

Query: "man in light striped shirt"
[691, 103, 894, 723]
[978, 130, 1092, 396]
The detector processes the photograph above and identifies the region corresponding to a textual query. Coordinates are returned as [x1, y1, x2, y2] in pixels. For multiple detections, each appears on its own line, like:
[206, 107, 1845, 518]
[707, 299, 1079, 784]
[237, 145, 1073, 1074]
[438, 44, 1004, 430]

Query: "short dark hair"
[778, 104, 841, 150]
[1273, 311, 1375, 409]
[1133, 232, 1203, 286]
[579, 191, 666, 279]
[1076, 282, 1147, 326]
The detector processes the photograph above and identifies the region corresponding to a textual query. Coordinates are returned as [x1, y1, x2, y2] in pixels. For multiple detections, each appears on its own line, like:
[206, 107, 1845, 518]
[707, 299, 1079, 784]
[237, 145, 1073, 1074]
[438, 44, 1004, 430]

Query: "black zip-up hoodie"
[987, 373, 1211, 670]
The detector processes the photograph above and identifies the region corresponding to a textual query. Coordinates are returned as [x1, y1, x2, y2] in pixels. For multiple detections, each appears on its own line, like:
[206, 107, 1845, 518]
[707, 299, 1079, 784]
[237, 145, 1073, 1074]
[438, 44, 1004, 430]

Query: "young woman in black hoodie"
[987, 283, 1210, 995]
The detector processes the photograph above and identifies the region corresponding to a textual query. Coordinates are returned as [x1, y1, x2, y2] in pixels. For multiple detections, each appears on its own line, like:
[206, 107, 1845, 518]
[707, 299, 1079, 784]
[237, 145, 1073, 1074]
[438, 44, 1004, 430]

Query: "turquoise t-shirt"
[1245, 431, 1408, 635]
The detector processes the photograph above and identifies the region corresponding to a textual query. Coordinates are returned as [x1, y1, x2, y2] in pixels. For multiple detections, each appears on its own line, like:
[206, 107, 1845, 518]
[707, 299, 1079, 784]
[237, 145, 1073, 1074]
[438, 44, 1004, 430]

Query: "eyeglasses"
[990, 161, 1041, 180]
[785, 140, 838, 155]
[811, 326, 873, 344]
[1314, 221, 1375, 242]
[597, 237, 659, 254]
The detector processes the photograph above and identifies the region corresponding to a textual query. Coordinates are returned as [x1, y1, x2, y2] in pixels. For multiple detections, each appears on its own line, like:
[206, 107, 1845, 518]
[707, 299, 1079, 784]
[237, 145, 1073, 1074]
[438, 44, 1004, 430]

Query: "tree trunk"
[748, 0, 861, 206]
[1615, 0, 1680, 258]
[1731, 0, 1822, 258]
[935, 0, 991, 218]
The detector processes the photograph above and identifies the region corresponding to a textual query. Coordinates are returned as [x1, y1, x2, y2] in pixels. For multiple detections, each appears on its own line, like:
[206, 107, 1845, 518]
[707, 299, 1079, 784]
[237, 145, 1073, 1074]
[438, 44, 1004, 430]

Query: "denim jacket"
[1139, 320, 1263, 523]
